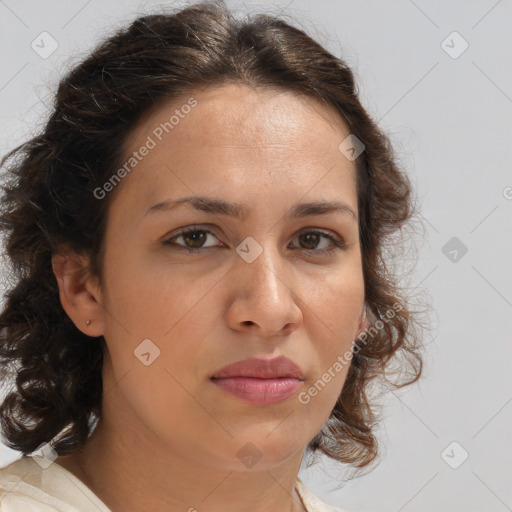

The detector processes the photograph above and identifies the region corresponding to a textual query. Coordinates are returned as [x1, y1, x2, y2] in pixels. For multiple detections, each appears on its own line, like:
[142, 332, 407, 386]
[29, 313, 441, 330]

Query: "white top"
[0, 456, 348, 512]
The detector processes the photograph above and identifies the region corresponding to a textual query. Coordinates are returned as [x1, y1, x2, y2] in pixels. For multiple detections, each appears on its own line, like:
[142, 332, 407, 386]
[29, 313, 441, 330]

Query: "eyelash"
[162, 225, 347, 255]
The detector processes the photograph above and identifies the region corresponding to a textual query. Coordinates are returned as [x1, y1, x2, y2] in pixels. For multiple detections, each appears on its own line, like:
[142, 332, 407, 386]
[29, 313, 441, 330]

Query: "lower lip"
[211, 377, 303, 405]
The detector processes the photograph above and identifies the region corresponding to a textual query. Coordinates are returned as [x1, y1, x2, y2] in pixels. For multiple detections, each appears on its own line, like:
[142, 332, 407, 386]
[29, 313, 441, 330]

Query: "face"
[92, 83, 366, 471]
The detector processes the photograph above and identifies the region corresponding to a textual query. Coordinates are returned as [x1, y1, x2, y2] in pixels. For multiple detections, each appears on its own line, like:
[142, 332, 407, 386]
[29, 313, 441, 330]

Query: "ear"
[51, 250, 105, 337]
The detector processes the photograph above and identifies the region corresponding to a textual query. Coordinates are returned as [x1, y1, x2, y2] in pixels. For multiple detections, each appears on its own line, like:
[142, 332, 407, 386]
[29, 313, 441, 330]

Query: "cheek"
[100, 256, 218, 407]
[301, 268, 363, 402]
[99, 280, 212, 442]
[307, 268, 365, 345]
[102, 244, 220, 339]
[97, 261, 200, 412]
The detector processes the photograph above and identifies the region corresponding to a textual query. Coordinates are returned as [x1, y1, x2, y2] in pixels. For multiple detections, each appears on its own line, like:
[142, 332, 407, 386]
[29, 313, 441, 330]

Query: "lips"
[210, 355, 305, 380]
[210, 356, 305, 405]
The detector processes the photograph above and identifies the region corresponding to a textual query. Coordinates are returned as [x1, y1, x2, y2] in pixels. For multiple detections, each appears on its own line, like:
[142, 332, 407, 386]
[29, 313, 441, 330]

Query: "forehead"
[109, 83, 358, 221]
[131, 82, 350, 147]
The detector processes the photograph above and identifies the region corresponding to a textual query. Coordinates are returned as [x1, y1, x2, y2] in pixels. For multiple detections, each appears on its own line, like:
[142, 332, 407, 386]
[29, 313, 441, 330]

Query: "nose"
[225, 243, 303, 337]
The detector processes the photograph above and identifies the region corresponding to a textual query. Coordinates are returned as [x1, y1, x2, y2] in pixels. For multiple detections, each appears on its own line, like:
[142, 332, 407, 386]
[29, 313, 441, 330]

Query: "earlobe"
[51, 251, 104, 337]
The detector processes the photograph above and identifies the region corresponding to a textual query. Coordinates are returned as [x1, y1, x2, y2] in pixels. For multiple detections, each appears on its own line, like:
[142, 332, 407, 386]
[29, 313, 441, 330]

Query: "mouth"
[210, 356, 305, 405]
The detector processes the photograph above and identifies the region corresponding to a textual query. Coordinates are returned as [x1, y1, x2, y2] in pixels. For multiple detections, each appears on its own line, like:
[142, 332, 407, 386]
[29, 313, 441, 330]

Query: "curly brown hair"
[0, 0, 428, 476]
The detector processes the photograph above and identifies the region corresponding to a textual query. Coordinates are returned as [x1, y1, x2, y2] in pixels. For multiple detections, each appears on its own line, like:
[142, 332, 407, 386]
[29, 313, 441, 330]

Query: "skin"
[52, 83, 368, 512]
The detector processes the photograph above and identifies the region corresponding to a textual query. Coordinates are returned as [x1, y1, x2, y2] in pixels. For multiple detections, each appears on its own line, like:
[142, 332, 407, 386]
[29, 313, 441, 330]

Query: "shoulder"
[295, 477, 351, 512]
[0, 456, 111, 512]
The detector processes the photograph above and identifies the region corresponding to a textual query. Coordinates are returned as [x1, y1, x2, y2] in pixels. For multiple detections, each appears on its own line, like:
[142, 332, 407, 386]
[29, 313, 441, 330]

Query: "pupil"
[301, 233, 318, 249]
[186, 231, 206, 248]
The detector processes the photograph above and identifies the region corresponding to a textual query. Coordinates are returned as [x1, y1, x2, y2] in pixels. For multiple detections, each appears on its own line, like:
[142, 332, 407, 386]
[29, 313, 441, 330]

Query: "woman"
[0, 1, 425, 511]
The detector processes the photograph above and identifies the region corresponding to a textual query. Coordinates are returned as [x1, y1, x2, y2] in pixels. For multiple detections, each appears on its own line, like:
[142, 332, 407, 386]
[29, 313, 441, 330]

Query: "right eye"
[162, 226, 224, 253]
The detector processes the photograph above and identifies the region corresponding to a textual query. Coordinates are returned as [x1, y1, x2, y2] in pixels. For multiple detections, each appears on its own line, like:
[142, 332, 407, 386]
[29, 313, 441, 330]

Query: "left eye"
[163, 226, 346, 254]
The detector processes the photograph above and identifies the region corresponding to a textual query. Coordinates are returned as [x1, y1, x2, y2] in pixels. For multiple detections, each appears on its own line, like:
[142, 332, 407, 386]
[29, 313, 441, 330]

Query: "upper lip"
[211, 356, 305, 380]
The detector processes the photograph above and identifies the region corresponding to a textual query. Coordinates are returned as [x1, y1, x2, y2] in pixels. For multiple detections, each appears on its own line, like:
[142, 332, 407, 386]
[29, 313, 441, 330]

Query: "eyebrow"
[144, 195, 358, 222]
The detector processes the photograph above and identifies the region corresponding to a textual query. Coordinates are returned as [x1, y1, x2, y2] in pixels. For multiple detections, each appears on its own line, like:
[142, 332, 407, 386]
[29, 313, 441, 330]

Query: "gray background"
[0, 1, 511, 511]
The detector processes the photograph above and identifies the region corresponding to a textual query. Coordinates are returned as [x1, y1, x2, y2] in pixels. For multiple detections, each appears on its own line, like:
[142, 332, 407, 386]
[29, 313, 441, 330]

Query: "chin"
[218, 436, 304, 472]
